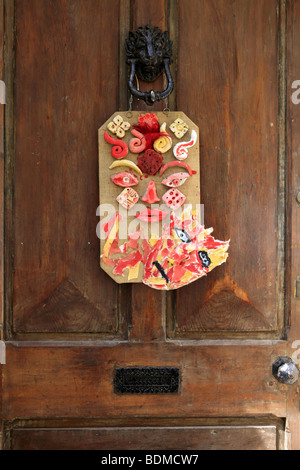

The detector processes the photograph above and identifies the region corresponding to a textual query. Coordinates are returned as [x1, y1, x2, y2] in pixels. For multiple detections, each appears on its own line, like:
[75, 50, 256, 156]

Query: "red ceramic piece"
[137, 149, 163, 175]
[104, 131, 128, 159]
[141, 181, 160, 204]
[162, 188, 186, 211]
[129, 129, 146, 153]
[159, 160, 195, 176]
[111, 172, 139, 187]
[135, 208, 168, 223]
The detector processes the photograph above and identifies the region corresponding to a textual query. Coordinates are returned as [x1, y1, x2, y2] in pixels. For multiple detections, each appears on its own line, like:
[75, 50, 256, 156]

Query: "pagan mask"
[98, 111, 229, 290]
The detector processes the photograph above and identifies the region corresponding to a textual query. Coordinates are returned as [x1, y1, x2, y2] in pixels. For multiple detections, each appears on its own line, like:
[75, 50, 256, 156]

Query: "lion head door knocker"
[125, 25, 174, 106]
[97, 26, 229, 290]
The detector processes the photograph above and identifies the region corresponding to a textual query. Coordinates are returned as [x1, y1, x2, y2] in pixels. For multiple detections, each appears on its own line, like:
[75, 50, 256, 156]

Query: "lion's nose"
[147, 43, 155, 59]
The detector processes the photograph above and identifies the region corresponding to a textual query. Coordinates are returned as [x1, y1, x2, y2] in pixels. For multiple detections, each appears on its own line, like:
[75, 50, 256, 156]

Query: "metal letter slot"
[114, 367, 180, 394]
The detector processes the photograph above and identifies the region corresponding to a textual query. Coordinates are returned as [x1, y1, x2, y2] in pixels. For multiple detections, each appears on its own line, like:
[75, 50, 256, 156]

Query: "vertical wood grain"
[173, 0, 280, 336]
[128, 0, 168, 341]
[9, 0, 123, 336]
[0, 0, 7, 448]
[0, 347, 1, 447]
[3, 0, 14, 340]
[129, 0, 168, 112]
[2, 0, 297, 450]
[0, 0, 4, 337]
[119, 0, 131, 110]
[286, 0, 300, 451]
[167, 0, 178, 111]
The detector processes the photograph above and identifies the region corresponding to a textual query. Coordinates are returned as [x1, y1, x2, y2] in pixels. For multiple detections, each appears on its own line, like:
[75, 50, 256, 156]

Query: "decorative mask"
[98, 111, 229, 290]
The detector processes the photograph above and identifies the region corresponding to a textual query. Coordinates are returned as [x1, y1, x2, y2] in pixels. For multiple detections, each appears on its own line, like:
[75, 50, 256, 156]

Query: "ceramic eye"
[111, 172, 139, 187]
[175, 228, 191, 243]
[162, 172, 190, 188]
[198, 250, 212, 268]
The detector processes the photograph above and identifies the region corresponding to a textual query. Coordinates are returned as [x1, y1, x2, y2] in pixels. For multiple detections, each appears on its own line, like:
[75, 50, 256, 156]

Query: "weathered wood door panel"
[1, 0, 299, 450]
[174, 0, 282, 336]
[10, 0, 123, 337]
[8, 423, 282, 450]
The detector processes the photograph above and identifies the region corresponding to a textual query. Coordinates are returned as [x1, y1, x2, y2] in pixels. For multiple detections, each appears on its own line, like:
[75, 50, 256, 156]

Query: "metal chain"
[126, 75, 140, 117]
[126, 94, 133, 118]
[163, 71, 170, 115]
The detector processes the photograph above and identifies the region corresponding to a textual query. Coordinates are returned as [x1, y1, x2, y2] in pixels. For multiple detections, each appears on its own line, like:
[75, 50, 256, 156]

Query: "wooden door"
[1, 0, 300, 451]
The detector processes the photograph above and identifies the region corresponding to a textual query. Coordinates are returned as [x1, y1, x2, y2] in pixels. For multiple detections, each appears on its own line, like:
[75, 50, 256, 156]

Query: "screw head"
[296, 191, 300, 205]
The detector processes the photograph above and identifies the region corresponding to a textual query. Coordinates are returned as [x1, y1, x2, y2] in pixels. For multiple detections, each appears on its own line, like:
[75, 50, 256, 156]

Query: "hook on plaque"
[125, 25, 174, 106]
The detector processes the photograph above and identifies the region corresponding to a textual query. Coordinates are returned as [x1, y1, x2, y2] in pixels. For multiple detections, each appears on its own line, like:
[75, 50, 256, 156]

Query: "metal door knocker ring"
[126, 25, 174, 106]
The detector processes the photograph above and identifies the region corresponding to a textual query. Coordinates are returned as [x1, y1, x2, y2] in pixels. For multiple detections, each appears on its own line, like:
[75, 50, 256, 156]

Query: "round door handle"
[272, 357, 299, 385]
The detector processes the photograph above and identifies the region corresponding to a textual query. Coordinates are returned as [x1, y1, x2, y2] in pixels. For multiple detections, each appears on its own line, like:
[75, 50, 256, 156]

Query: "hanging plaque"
[98, 111, 229, 290]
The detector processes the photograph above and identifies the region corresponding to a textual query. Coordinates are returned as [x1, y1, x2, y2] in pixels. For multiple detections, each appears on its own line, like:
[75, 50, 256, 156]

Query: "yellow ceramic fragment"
[109, 159, 143, 176]
[153, 135, 172, 153]
[127, 261, 141, 280]
[207, 246, 229, 269]
[169, 118, 189, 139]
[145, 277, 167, 286]
[102, 217, 119, 258]
[153, 122, 172, 153]
[179, 270, 194, 283]
[107, 115, 130, 138]
[149, 234, 159, 247]
[198, 227, 214, 241]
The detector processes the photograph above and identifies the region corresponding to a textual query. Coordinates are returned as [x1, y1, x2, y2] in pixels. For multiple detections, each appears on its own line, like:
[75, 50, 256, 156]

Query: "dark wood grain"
[130, 0, 168, 112]
[0, 0, 3, 334]
[11, 0, 122, 336]
[0, 0, 5, 447]
[128, 0, 168, 341]
[174, 0, 281, 336]
[3, 0, 300, 451]
[3, 342, 286, 420]
[0, 363, 2, 447]
[286, 0, 300, 451]
[10, 425, 278, 450]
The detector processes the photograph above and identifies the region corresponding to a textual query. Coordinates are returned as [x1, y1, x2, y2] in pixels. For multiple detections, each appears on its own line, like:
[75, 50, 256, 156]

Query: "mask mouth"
[135, 208, 169, 223]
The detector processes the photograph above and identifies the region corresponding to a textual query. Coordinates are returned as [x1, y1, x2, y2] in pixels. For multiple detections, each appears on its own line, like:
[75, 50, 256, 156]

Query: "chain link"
[126, 94, 133, 118]
[163, 71, 170, 115]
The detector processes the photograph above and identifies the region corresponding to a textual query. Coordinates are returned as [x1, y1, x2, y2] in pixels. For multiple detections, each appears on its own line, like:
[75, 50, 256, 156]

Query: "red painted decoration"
[141, 181, 160, 204]
[159, 160, 195, 176]
[131, 113, 169, 151]
[135, 208, 168, 223]
[137, 149, 163, 175]
[104, 131, 128, 159]
[129, 129, 146, 153]
[111, 172, 139, 187]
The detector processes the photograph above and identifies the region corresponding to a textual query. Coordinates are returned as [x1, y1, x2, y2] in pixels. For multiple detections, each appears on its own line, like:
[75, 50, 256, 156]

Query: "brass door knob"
[272, 357, 299, 385]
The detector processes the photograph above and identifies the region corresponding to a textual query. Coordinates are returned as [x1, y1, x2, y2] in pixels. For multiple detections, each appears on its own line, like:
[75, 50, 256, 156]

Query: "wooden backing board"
[98, 111, 200, 284]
